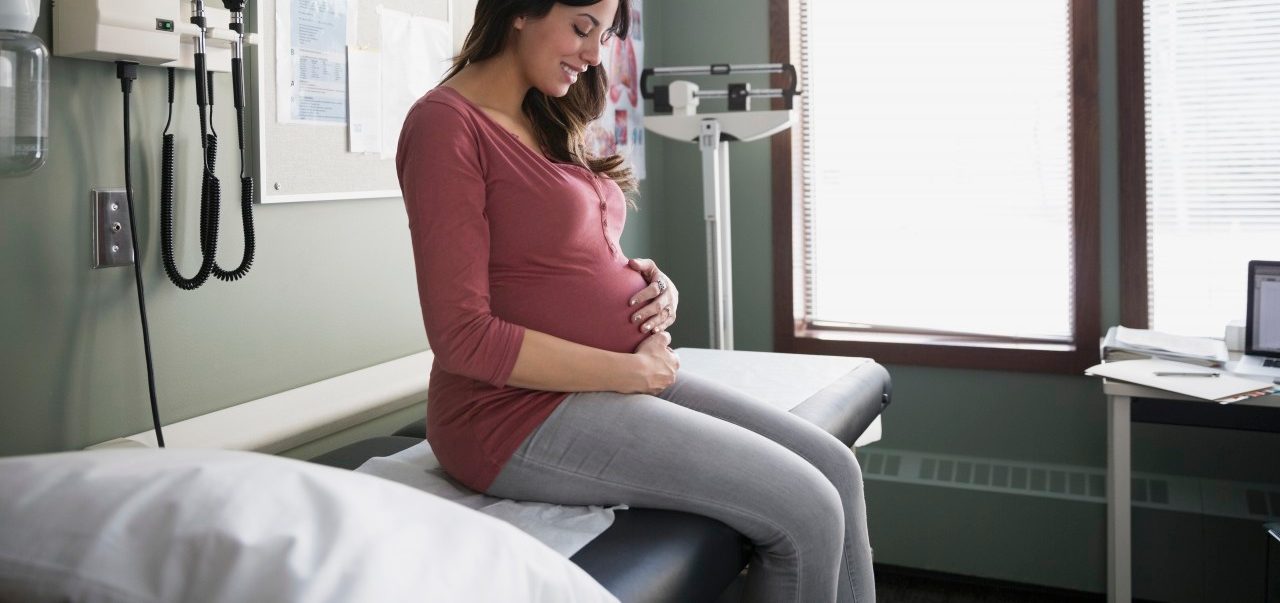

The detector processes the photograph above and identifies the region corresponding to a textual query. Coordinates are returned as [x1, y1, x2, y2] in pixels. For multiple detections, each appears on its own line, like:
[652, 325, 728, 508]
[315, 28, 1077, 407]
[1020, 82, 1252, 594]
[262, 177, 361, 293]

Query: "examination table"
[310, 349, 891, 602]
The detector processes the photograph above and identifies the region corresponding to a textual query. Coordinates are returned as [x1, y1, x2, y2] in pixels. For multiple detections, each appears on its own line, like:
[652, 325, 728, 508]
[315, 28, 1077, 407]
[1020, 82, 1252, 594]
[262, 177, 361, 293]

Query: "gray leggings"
[486, 372, 875, 603]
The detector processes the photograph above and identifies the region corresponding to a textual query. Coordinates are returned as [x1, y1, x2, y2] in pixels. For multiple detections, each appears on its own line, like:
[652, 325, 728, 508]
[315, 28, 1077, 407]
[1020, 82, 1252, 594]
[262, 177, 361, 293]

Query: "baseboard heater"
[90, 350, 434, 454]
[856, 446, 1280, 522]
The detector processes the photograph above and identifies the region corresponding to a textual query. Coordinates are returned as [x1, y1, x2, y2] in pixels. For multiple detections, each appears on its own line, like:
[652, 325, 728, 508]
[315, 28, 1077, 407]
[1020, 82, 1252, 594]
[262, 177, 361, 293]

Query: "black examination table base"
[310, 349, 891, 603]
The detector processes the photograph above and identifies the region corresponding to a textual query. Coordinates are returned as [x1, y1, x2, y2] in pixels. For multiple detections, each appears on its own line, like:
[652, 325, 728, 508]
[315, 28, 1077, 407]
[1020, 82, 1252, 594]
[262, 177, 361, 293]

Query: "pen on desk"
[1153, 371, 1220, 377]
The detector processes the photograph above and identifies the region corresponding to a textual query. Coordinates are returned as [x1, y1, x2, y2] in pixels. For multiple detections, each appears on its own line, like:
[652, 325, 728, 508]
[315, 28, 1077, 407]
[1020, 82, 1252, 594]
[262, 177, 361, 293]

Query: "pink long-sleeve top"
[396, 86, 649, 492]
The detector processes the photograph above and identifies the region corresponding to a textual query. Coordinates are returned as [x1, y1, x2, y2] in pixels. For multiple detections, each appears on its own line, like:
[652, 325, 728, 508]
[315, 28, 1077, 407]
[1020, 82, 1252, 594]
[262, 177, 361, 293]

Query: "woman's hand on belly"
[626, 258, 679, 334]
[622, 331, 680, 395]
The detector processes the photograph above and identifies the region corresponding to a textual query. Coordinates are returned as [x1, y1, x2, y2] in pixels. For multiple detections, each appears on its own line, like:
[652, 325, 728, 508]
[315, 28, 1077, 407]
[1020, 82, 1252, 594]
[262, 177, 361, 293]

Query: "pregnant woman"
[395, 1, 874, 600]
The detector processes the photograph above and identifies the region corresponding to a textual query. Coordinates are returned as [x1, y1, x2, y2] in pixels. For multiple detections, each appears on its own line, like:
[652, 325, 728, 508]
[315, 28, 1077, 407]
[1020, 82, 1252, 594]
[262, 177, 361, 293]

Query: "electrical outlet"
[92, 188, 134, 268]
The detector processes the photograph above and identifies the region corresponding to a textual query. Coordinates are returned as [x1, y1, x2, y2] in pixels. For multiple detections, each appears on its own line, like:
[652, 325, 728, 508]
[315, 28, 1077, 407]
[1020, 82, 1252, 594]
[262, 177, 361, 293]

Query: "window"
[770, 0, 1100, 372]
[1119, 0, 1280, 338]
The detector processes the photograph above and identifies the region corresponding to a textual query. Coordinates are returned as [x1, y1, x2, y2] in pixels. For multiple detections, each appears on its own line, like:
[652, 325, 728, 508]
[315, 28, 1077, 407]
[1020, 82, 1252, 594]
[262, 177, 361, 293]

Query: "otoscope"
[213, 0, 255, 283]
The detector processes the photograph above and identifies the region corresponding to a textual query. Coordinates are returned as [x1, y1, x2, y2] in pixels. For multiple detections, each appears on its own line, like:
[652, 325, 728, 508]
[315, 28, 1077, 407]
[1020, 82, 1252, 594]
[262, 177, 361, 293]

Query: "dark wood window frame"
[1115, 0, 1148, 330]
[769, 0, 1101, 374]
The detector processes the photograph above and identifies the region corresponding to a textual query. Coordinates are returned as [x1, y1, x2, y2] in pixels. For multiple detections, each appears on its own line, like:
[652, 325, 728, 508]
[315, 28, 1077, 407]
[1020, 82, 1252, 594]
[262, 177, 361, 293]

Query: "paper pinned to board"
[1085, 358, 1276, 404]
[277, 0, 355, 125]
[347, 47, 381, 153]
[378, 6, 453, 159]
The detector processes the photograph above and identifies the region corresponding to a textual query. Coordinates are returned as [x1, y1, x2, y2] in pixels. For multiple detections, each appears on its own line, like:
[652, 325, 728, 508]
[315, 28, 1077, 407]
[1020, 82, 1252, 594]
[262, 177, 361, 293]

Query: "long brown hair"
[442, 0, 636, 194]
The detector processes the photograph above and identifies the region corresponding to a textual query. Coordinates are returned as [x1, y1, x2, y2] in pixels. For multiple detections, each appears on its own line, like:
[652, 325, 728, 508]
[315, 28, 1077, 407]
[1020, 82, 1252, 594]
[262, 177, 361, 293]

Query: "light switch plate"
[92, 188, 134, 268]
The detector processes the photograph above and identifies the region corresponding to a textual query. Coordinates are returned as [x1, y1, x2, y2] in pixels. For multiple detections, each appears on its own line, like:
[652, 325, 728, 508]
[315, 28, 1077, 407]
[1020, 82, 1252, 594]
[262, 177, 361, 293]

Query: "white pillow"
[0, 448, 619, 603]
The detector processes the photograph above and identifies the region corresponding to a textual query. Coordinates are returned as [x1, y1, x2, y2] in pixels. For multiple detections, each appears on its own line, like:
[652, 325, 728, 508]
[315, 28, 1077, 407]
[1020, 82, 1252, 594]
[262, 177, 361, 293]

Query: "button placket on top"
[581, 168, 617, 256]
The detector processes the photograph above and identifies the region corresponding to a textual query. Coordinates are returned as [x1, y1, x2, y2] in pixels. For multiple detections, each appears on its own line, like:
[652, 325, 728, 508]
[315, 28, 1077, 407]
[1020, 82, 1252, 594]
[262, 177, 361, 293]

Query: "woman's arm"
[506, 329, 676, 394]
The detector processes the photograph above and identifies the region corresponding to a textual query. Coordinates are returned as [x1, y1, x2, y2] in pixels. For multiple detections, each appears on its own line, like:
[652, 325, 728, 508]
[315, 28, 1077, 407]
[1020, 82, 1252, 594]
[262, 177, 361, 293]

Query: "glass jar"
[0, 23, 48, 177]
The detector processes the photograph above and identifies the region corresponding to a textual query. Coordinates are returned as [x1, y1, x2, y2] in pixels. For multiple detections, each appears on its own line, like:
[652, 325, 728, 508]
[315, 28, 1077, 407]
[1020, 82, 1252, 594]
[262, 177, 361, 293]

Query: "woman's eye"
[573, 25, 589, 38]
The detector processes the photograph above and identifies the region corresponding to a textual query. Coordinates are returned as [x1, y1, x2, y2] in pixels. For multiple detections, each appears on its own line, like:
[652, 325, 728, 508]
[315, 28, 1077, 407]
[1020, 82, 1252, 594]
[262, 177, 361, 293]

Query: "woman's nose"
[581, 36, 603, 66]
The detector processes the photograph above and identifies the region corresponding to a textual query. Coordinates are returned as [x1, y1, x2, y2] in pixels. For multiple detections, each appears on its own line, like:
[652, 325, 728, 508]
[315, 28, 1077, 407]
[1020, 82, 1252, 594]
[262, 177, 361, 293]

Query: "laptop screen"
[1247, 261, 1280, 356]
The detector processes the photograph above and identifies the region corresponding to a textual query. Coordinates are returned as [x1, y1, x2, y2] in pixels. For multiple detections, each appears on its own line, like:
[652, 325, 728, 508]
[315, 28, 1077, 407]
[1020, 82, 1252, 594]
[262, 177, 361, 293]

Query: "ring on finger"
[655, 279, 667, 293]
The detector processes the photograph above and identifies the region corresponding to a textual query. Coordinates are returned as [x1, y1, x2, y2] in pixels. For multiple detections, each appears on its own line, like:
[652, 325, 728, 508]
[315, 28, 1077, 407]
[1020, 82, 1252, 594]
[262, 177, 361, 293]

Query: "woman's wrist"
[604, 351, 641, 392]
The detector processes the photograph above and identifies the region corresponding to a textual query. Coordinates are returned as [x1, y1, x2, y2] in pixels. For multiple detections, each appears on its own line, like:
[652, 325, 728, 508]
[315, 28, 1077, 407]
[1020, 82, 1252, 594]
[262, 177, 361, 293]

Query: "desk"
[1103, 378, 1280, 602]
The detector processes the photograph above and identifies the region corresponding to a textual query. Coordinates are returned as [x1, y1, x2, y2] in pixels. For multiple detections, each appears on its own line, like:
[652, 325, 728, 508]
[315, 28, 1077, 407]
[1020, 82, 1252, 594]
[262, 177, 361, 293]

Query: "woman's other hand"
[625, 331, 679, 395]
[627, 258, 679, 334]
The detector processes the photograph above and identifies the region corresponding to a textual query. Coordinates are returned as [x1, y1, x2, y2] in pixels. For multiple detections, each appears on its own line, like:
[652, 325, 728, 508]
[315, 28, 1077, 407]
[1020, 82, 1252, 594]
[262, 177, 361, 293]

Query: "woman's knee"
[766, 467, 845, 560]
[804, 434, 865, 497]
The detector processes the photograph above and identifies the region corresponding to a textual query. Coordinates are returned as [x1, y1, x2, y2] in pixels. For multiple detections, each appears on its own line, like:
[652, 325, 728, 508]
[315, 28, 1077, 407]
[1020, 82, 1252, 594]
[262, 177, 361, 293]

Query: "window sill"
[779, 327, 1098, 374]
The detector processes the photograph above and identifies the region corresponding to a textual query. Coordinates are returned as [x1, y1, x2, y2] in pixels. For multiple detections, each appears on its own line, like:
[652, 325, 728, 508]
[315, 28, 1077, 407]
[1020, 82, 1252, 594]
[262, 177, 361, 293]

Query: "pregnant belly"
[491, 261, 651, 354]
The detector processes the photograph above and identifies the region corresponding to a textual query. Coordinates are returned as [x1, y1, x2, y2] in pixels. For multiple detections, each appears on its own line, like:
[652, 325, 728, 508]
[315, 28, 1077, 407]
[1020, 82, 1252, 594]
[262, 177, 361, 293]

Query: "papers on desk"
[1085, 359, 1276, 404]
[1101, 326, 1229, 367]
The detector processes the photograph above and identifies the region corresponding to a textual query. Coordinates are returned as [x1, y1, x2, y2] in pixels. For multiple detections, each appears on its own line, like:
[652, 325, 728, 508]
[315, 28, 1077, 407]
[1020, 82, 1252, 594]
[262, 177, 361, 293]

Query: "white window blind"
[1144, 0, 1280, 337]
[802, 1, 1074, 340]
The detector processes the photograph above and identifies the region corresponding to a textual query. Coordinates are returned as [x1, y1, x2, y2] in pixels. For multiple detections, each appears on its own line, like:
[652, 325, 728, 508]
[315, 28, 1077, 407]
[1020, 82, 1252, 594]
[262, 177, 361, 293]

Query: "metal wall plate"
[92, 188, 134, 268]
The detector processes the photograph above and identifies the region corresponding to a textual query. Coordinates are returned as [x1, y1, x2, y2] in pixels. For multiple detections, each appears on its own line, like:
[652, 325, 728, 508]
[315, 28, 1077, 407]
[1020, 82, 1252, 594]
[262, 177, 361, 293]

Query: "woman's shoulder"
[396, 87, 489, 170]
[405, 87, 481, 134]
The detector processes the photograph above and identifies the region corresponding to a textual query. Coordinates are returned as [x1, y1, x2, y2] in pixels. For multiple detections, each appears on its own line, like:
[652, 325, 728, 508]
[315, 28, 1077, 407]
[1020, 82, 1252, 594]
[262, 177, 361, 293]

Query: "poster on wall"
[585, 0, 644, 180]
[277, 0, 355, 125]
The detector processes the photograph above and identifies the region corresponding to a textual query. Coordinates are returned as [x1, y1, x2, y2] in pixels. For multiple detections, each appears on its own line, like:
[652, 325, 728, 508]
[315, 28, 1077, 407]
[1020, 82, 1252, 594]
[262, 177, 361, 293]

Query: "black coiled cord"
[199, 72, 221, 269]
[213, 173, 255, 282]
[158, 66, 256, 288]
[201, 68, 255, 282]
[160, 67, 217, 290]
[200, 132, 221, 260]
[212, 59, 256, 281]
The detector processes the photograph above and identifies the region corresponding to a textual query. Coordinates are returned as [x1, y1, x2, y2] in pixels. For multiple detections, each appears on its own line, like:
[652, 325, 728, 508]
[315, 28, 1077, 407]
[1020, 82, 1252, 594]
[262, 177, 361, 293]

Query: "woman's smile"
[560, 61, 585, 84]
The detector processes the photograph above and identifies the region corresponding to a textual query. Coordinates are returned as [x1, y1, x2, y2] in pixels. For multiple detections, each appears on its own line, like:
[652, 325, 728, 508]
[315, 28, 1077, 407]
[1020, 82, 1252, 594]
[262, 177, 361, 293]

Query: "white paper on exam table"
[1085, 358, 1276, 403]
[355, 441, 625, 557]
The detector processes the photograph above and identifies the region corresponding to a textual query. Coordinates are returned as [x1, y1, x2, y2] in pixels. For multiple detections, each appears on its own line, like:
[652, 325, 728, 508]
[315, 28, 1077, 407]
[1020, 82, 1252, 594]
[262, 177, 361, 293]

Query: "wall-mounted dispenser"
[0, 0, 48, 177]
[51, 0, 249, 72]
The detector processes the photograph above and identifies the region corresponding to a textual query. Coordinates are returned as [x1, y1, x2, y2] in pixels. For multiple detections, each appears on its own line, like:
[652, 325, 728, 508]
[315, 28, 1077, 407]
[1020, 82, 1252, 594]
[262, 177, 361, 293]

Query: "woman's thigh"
[485, 389, 845, 556]
[658, 372, 863, 490]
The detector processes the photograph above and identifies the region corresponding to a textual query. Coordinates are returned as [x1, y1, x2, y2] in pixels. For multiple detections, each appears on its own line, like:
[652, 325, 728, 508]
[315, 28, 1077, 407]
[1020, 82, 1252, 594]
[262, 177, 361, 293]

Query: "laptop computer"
[1237, 260, 1280, 378]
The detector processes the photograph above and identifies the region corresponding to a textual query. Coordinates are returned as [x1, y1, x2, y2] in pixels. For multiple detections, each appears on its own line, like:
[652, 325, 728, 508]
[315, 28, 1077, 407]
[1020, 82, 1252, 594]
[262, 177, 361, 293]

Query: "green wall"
[645, 0, 1280, 598]
[0, 2, 654, 455]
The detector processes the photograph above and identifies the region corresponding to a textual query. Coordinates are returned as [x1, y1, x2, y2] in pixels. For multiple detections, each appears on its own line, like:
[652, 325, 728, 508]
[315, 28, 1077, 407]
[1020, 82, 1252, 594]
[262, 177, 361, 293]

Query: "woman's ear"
[515, 16, 526, 30]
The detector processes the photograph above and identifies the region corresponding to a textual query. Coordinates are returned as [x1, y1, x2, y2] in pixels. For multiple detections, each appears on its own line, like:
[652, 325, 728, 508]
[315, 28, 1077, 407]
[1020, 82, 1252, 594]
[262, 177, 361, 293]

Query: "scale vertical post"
[717, 140, 733, 350]
[700, 119, 731, 349]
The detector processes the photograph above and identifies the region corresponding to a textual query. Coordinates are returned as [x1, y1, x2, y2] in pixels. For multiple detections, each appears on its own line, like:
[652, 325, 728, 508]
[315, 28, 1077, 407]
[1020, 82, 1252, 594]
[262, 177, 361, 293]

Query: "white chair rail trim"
[90, 350, 434, 453]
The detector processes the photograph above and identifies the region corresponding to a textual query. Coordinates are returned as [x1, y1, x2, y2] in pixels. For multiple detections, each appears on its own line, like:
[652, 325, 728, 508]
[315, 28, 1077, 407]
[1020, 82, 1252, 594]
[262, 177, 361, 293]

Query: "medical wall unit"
[52, 0, 241, 71]
[50, 0, 263, 447]
[641, 64, 800, 350]
[0, 0, 48, 176]
[53, 0, 261, 291]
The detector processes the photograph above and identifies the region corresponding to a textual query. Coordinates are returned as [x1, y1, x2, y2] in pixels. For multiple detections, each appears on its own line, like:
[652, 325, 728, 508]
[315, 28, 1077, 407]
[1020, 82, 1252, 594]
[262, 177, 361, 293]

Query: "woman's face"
[512, 0, 621, 97]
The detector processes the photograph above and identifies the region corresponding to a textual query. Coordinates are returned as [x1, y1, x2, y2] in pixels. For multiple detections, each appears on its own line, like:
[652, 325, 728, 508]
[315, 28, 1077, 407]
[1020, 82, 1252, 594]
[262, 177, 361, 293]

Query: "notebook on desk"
[1085, 358, 1276, 404]
[1237, 260, 1280, 379]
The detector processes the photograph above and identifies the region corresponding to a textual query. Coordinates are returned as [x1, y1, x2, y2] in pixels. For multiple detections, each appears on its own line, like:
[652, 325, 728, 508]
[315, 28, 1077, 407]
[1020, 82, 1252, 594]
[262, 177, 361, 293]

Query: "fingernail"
[643, 324, 652, 331]
[629, 299, 636, 306]
[633, 314, 641, 322]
